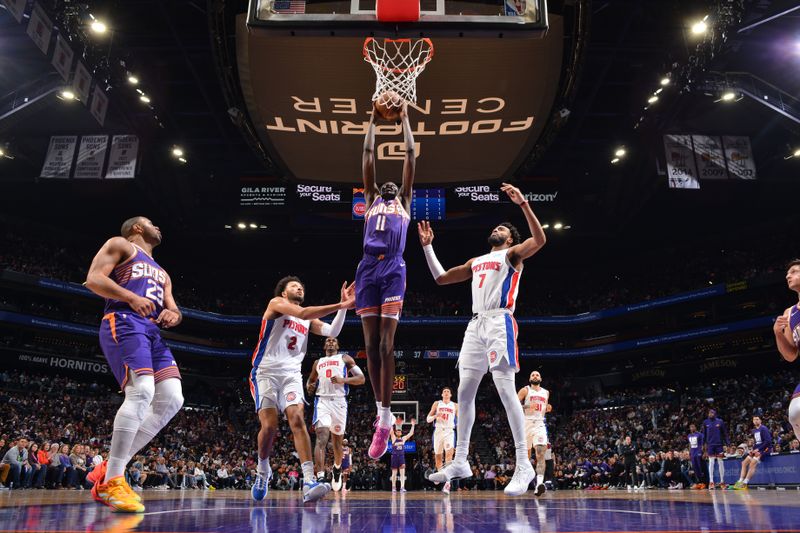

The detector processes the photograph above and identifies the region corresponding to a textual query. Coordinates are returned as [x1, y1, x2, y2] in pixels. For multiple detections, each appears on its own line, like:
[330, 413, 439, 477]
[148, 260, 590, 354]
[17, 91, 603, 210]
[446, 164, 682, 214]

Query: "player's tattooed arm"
[362, 109, 380, 206]
[85, 237, 155, 318]
[418, 221, 474, 285]
[501, 183, 547, 267]
[774, 308, 798, 362]
[157, 274, 182, 328]
[306, 360, 319, 395]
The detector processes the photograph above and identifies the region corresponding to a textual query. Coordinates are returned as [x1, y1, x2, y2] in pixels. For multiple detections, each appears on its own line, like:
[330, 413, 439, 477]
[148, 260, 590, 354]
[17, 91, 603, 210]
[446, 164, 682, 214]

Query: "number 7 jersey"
[104, 243, 168, 321]
[470, 249, 522, 314]
[251, 314, 311, 374]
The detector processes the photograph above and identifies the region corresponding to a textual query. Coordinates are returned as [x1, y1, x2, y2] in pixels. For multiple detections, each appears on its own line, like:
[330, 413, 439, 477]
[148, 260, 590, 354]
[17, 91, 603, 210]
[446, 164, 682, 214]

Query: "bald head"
[121, 216, 147, 238]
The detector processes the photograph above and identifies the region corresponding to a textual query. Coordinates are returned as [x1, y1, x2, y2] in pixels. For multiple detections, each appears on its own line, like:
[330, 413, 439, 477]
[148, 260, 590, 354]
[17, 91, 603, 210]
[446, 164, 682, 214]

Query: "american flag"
[272, 0, 306, 14]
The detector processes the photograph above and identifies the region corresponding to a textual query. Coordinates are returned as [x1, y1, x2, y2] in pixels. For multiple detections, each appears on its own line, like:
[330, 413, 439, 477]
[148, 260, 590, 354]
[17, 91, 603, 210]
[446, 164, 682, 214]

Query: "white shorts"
[313, 396, 348, 435]
[250, 369, 305, 413]
[458, 310, 519, 374]
[525, 419, 548, 448]
[433, 428, 455, 455]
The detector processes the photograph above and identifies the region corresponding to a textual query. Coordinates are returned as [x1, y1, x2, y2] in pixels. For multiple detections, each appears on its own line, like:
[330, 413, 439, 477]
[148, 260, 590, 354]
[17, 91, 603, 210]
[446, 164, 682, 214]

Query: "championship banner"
[26, 2, 53, 55]
[74, 135, 108, 179]
[722, 136, 756, 180]
[51, 34, 75, 82]
[72, 61, 92, 104]
[692, 135, 727, 180]
[3, 0, 27, 22]
[105, 135, 139, 179]
[40, 135, 77, 178]
[663, 134, 700, 189]
[90, 85, 109, 126]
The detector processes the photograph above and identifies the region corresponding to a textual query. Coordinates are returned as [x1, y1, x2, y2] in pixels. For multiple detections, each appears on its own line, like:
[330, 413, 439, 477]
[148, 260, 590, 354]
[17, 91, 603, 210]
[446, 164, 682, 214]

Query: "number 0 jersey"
[523, 386, 549, 422]
[103, 243, 168, 321]
[470, 249, 523, 314]
[315, 353, 349, 398]
[251, 314, 311, 374]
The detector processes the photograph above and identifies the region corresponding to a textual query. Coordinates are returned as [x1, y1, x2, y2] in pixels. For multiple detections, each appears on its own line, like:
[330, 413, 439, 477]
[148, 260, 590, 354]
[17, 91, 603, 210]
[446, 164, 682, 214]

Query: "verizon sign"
[238, 16, 564, 183]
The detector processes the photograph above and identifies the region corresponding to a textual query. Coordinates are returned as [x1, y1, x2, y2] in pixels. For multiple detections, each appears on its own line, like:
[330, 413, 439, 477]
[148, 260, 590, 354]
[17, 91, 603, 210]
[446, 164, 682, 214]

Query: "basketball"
[374, 91, 404, 121]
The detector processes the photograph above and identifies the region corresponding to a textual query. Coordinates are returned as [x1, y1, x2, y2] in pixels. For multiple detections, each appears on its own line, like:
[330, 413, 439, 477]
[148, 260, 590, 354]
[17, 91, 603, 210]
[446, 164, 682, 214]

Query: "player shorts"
[457, 309, 519, 374]
[707, 445, 725, 457]
[749, 449, 770, 463]
[250, 369, 305, 413]
[433, 428, 455, 454]
[355, 254, 406, 320]
[525, 419, 548, 447]
[313, 396, 348, 435]
[99, 312, 181, 388]
[391, 452, 405, 469]
[342, 455, 351, 471]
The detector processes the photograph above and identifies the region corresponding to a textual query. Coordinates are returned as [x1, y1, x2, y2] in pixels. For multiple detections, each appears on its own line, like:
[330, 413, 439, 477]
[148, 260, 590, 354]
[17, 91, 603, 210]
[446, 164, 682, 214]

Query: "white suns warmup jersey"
[524, 386, 549, 422]
[435, 401, 456, 430]
[315, 353, 349, 398]
[251, 315, 310, 374]
[470, 249, 523, 314]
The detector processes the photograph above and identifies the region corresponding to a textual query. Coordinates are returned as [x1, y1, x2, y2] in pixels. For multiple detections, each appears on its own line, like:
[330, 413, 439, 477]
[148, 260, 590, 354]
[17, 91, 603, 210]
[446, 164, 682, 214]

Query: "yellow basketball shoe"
[95, 476, 145, 513]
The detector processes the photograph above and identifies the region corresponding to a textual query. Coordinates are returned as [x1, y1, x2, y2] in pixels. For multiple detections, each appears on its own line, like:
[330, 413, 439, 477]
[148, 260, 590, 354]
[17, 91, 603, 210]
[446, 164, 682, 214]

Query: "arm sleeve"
[319, 309, 347, 337]
[349, 365, 363, 376]
[423, 244, 446, 280]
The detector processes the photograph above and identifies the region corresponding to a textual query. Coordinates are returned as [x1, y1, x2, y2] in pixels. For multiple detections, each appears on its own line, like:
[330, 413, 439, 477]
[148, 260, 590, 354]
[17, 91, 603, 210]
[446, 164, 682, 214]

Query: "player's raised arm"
[403, 421, 415, 442]
[85, 237, 155, 318]
[774, 308, 799, 362]
[269, 282, 355, 321]
[362, 109, 380, 206]
[426, 401, 439, 423]
[398, 104, 416, 211]
[306, 360, 320, 396]
[501, 183, 547, 266]
[418, 221, 474, 285]
[156, 274, 182, 328]
[310, 283, 353, 337]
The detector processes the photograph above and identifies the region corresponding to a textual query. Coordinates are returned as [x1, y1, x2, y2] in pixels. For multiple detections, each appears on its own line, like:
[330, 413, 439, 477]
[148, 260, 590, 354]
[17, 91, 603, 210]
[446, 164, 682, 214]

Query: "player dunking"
[306, 337, 365, 491]
[425, 387, 458, 494]
[84, 217, 184, 513]
[359, 104, 416, 459]
[249, 277, 354, 503]
[420, 183, 547, 496]
[774, 259, 800, 441]
[518, 370, 551, 496]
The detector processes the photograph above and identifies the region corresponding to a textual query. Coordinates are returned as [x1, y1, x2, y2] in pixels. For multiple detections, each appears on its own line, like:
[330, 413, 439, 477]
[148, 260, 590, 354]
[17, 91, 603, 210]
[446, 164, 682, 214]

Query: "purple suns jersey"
[103, 243, 168, 321]
[362, 197, 410, 256]
[790, 305, 800, 348]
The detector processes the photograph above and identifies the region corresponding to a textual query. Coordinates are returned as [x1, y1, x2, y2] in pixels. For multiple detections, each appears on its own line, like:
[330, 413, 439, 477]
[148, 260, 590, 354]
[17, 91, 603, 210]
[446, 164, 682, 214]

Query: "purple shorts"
[355, 254, 406, 319]
[99, 312, 181, 388]
[391, 453, 405, 469]
[707, 444, 725, 457]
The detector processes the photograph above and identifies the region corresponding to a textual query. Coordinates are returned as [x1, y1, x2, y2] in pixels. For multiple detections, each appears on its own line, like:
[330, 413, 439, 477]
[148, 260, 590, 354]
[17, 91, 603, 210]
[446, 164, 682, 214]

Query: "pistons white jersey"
[524, 386, 549, 422]
[470, 249, 522, 314]
[250, 315, 310, 374]
[315, 353, 349, 398]
[434, 401, 456, 430]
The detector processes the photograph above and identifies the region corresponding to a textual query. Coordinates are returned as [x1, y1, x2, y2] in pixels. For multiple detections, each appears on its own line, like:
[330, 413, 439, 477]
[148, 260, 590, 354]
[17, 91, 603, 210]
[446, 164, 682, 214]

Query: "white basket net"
[363, 37, 434, 107]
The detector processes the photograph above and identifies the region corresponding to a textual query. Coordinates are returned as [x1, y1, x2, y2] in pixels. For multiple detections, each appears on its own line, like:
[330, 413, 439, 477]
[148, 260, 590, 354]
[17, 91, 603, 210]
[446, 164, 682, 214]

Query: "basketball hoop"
[363, 37, 434, 107]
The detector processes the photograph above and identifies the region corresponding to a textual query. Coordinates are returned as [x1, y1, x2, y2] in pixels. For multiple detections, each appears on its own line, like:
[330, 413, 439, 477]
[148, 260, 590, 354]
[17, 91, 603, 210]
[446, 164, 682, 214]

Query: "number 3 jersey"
[104, 243, 168, 321]
[251, 314, 311, 375]
[470, 249, 522, 314]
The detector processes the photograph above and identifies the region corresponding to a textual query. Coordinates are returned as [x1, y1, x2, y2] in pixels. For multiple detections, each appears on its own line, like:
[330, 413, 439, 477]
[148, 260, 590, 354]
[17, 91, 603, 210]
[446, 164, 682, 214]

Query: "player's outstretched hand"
[774, 314, 789, 335]
[156, 309, 180, 328]
[501, 182, 526, 205]
[129, 295, 156, 318]
[341, 281, 356, 309]
[417, 221, 434, 246]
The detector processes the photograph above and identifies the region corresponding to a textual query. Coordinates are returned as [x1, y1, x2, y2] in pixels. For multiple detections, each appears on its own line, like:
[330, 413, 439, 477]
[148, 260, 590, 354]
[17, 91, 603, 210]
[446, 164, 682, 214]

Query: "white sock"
[258, 457, 271, 477]
[126, 378, 183, 459]
[537, 474, 544, 485]
[737, 477, 743, 483]
[743, 479, 748, 485]
[379, 407, 393, 428]
[492, 369, 531, 467]
[107, 373, 155, 482]
[708, 458, 716, 483]
[453, 370, 481, 465]
[400, 473, 406, 488]
[718, 459, 724, 484]
[302, 461, 315, 483]
[375, 401, 382, 416]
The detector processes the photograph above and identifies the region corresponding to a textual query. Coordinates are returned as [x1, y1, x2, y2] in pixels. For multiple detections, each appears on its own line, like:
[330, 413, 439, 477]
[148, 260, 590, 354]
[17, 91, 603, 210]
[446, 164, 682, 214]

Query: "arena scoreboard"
[410, 188, 445, 221]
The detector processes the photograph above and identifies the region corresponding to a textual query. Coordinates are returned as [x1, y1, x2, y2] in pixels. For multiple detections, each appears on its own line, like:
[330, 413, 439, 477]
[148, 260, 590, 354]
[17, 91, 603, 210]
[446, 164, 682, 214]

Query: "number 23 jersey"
[104, 243, 168, 321]
[251, 314, 311, 374]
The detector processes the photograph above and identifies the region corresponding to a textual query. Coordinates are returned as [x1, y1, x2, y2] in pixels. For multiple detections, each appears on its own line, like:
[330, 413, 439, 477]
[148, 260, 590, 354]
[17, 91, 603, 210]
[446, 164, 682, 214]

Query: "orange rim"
[363, 37, 435, 75]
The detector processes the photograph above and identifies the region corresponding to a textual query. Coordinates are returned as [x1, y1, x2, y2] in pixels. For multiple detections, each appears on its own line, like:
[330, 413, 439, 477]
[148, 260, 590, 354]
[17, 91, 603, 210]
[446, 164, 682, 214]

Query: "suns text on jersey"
[130, 262, 167, 283]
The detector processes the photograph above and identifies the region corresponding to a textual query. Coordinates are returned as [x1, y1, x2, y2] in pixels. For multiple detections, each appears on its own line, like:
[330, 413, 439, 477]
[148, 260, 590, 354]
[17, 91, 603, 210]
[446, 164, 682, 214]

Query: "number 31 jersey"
[470, 249, 523, 314]
[251, 314, 311, 374]
[104, 243, 168, 321]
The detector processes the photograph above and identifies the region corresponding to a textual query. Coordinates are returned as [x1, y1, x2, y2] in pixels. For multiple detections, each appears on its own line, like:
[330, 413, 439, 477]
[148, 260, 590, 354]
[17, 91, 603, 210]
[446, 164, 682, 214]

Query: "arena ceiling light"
[660, 77, 671, 86]
[248, 223, 258, 229]
[716, 90, 742, 103]
[785, 148, 800, 160]
[691, 17, 708, 35]
[0, 148, 4, 158]
[647, 95, 659, 104]
[90, 20, 107, 34]
[127, 75, 139, 85]
[58, 89, 76, 101]
[541, 223, 550, 229]
[553, 222, 563, 230]
[178, 157, 187, 164]
[237, 222, 246, 229]
[139, 95, 151, 103]
[611, 157, 620, 164]
[224, 225, 232, 229]
[614, 148, 627, 158]
[172, 147, 184, 157]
